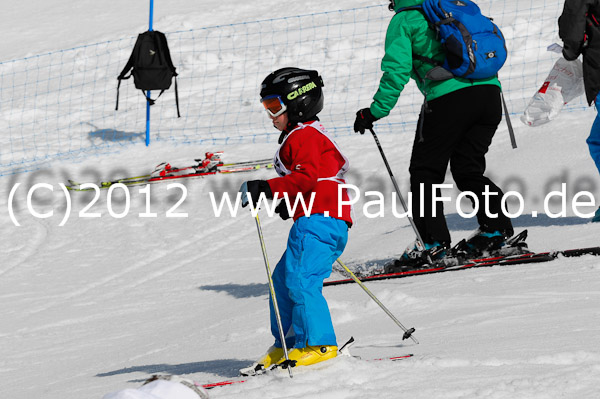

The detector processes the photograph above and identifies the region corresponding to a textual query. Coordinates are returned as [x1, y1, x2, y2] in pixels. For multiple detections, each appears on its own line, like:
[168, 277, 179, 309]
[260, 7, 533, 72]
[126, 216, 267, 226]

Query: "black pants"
[409, 85, 513, 245]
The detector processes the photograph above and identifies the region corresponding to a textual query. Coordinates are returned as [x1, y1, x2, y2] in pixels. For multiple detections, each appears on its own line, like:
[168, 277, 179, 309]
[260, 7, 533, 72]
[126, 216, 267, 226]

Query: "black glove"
[240, 180, 273, 208]
[275, 200, 291, 220]
[354, 108, 378, 134]
[562, 45, 580, 61]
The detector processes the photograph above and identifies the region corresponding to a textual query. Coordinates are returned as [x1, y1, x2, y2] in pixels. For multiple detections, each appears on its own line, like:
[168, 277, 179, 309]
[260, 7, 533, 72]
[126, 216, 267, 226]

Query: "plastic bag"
[521, 57, 584, 126]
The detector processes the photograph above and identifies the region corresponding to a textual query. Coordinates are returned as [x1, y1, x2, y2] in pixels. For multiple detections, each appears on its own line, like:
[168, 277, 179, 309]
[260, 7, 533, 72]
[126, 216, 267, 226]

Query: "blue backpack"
[398, 0, 507, 80]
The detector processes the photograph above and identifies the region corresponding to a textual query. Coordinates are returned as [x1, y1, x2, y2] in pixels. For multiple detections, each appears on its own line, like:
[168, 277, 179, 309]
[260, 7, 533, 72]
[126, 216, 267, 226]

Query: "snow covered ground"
[1, 1, 600, 399]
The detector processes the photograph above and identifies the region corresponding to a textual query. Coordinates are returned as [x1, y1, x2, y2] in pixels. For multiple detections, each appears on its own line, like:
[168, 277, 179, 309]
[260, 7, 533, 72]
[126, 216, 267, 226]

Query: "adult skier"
[353, 0, 518, 269]
[239, 68, 353, 371]
[559, 0, 600, 222]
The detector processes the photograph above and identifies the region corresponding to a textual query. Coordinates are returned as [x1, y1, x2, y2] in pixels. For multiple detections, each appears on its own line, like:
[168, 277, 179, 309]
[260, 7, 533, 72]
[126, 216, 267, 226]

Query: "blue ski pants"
[270, 214, 348, 349]
[589, 94, 600, 176]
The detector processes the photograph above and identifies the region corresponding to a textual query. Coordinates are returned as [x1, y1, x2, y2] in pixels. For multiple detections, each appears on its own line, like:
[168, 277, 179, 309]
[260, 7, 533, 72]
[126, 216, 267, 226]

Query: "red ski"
[325, 246, 600, 287]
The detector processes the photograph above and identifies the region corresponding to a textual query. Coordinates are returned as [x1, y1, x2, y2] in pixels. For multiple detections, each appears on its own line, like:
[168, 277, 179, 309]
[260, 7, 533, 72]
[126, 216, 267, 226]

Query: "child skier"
[239, 67, 353, 373]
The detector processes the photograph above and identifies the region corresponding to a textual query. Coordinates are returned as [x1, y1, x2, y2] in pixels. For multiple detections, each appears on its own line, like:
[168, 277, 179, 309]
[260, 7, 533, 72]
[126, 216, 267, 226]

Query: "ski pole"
[336, 259, 418, 344]
[368, 128, 432, 264]
[253, 213, 294, 377]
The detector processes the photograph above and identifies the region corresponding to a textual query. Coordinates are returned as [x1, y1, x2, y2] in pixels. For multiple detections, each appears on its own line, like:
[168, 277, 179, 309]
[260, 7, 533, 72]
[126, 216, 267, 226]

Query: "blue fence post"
[146, 0, 154, 146]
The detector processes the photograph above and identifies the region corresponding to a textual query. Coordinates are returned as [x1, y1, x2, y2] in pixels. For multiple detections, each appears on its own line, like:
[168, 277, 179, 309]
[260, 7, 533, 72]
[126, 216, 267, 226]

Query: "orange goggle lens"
[261, 95, 287, 117]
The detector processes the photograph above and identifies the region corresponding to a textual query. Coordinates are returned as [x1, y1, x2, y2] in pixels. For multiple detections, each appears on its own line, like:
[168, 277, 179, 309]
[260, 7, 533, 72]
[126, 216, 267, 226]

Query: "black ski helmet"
[388, 0, 395, 11]
[260, 67, 324, 124]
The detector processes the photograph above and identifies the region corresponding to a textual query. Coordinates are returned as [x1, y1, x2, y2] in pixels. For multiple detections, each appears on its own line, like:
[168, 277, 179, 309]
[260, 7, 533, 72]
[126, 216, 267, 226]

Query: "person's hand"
[562, 45, 579, 61]
[275, 200, 291, 220]
[239, 180, 273, 208]
[353, 108, 378, 134]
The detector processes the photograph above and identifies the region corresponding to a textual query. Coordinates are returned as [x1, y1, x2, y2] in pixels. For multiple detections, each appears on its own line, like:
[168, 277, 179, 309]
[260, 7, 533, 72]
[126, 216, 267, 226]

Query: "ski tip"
[388, 354, 414, 361]
[338, 336, 355, 356]
[66, 180, 82, 190]
[368, 353, 414, 362]
[201, 379, 246, 389]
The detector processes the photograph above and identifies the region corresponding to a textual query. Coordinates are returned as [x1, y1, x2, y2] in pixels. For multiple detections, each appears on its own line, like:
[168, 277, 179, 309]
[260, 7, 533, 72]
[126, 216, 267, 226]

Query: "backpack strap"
[174, 75, 181, 118]
[156, 32, 181, 117]
[115, 79, 123, 111]
[500, 88, 517, 149]
[140, 80, 180, 118]
[115, 34, 142, 111]
[142, 90, 165, 105]
[116, 44, 137, 81]
[412, 54, 455, 81]
[115, 59, 134, 111]
[395, 5, 422, 14]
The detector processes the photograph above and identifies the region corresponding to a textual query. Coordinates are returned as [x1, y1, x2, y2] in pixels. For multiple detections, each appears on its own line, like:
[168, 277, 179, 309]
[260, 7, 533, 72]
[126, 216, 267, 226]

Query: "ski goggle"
[261, 95, 287, 117]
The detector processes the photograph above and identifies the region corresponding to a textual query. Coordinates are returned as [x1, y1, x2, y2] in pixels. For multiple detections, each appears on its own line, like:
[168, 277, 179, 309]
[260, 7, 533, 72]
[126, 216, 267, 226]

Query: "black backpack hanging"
[116, 30, 180, 117]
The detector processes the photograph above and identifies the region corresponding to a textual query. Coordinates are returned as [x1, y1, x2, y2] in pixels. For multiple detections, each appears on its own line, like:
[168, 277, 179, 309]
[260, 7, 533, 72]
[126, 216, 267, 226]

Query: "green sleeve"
[370, 18, 413, 120]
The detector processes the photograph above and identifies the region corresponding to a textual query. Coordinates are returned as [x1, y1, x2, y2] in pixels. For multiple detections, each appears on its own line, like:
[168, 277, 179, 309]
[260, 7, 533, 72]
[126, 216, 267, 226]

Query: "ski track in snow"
[0, 218, 48, 277]
[9, 191, 250, 318]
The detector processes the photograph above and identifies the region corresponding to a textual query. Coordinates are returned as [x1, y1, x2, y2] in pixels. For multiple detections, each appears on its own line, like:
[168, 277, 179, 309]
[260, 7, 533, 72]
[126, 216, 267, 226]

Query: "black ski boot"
[384, 241, 451, 273]
[453, 229, 529, 258]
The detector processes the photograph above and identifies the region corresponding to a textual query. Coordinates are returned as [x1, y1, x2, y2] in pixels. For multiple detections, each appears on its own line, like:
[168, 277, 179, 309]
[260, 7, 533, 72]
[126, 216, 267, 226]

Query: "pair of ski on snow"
[66, 151, 273, 191]
[200, 336, 413, 389]
[326, 229, 600, 286]
[141, 337, 413, 390]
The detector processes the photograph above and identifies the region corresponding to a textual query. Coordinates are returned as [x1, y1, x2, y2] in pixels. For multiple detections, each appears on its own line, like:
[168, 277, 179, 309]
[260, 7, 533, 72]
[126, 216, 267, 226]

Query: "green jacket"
[370, 0, 501, 119]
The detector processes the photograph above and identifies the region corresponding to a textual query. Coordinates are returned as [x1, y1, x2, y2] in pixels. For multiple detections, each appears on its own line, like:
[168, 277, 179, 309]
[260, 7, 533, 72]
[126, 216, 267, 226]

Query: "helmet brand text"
[287, 81, 317, 100]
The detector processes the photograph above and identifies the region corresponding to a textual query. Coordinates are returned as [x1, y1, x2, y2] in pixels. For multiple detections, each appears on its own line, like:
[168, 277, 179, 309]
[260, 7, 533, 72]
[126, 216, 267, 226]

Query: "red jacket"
[267, 121, 353, 225]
